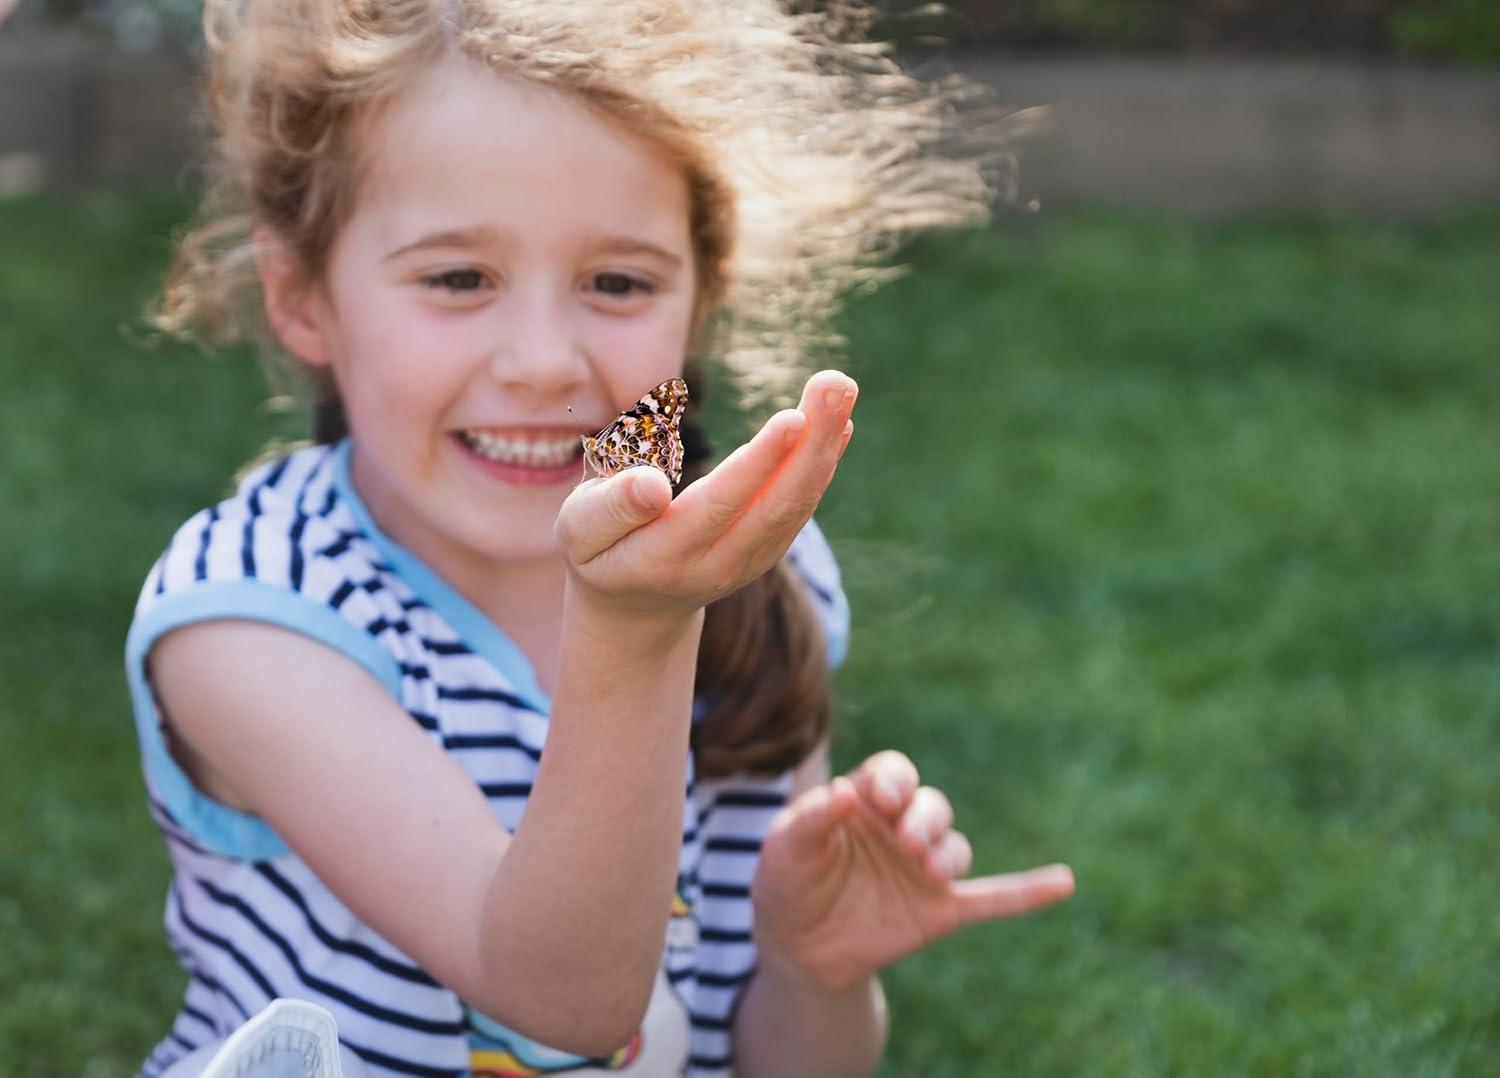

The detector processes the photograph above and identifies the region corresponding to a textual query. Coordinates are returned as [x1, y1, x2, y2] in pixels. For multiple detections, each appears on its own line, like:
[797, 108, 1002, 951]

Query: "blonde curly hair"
[153, 0, 1020, 778]
[156, 0, 1009, 409]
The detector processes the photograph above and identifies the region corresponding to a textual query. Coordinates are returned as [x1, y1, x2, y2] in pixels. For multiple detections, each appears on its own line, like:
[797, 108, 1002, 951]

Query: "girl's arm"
[153, 372, 859, 1057]
[734, 749, 1075, 1077]
[733, 745, 888, 1078]
[154, 601, 701, 1055]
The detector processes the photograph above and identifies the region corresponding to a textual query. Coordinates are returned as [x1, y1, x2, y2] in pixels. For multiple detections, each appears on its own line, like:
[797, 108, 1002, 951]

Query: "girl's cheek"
[595, 305, 694, 363]
[367, 300, 481, 360]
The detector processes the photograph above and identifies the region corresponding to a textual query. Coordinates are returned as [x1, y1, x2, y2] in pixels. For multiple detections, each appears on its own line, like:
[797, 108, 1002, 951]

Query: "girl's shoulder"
[786, 518, 841, 597]
[142, 442, 379, 604]
[130, 442, 409, 708]
[125, 442, 413, 858]
[786, 519, 851, 669]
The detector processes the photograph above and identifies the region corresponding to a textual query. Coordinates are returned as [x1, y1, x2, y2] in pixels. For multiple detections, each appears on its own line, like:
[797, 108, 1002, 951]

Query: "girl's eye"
[592, 272, 653, 297]
[422, 269, 489, 292]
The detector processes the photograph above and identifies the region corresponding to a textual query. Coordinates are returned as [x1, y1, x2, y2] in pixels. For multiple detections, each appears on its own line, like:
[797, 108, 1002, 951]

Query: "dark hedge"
[875, 0, 1500, 64]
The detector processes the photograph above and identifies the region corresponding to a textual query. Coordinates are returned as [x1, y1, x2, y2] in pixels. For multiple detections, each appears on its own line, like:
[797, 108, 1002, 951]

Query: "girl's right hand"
[555, 369, 856, 617]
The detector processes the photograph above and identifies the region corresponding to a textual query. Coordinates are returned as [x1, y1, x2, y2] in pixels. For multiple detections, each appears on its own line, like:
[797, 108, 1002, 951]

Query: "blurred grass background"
[2, 189, 1498, 1074]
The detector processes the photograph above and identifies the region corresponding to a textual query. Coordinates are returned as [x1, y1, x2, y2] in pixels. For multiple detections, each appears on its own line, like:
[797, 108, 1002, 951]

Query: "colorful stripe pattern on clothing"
[126, 442, 848, 1077]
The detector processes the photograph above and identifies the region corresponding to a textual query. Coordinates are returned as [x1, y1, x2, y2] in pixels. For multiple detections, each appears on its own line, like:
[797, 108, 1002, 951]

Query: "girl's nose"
[487, 285, 587, 397]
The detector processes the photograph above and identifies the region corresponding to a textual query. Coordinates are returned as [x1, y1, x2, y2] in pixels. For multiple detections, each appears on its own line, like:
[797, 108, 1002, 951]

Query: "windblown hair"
[155, 0, 1007, 776]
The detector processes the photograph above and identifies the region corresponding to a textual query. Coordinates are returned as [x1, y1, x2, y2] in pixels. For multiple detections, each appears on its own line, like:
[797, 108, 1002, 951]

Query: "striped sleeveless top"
[124, 441, 849, 1077]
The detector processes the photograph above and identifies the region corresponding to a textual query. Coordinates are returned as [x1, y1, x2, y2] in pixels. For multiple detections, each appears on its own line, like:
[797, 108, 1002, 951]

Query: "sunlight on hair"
[156, 0, 1020, 413]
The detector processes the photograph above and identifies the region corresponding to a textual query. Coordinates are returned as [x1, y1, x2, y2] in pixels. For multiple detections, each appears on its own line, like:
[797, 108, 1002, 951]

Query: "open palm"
[750, 752, 1074, 991]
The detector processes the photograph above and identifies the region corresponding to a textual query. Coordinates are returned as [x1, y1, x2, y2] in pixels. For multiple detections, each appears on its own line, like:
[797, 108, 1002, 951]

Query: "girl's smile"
[265, 56, 699, 588]
[453, 425, 590, 485]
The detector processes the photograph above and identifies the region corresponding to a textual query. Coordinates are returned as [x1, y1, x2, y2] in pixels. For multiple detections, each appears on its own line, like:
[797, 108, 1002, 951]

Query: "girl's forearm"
[474, 588, 705, 1054]
[734, 959, 888, 1078]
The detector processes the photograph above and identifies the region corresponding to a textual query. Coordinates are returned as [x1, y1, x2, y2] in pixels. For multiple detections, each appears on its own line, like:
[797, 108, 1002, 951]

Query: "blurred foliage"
[1387, 0, 1500, 65]
[881, 1, 1500, 63]
[16, 1, 1500, 62]
[4, 188, 1500, 1074]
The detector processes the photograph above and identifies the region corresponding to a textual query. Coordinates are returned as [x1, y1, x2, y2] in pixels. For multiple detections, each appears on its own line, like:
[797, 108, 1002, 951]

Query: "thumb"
[557, 466, 673, 565]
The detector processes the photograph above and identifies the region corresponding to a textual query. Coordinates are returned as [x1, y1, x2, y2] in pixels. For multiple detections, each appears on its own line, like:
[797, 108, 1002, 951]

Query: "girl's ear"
[254, 226, 329, 368]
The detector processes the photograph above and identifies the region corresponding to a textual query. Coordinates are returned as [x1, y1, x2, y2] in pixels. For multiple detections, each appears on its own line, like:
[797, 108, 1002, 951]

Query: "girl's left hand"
[750, 751, 1075, 992]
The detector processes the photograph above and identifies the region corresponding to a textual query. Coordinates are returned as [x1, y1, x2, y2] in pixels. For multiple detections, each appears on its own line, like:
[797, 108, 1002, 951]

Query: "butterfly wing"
[641, 377, 689, 425]
[581, 378, 689, 485]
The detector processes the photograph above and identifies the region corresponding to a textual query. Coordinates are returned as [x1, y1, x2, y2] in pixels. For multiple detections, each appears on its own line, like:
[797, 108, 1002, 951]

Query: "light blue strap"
[125, 580, 404, 860]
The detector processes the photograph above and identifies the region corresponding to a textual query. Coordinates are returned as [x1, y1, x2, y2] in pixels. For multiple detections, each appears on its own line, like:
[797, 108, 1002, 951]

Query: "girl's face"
[295, 57, 698, 575]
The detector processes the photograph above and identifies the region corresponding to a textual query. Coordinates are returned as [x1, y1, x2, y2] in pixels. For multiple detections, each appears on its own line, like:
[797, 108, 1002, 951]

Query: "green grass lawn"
[2, 189, 1497, 1075]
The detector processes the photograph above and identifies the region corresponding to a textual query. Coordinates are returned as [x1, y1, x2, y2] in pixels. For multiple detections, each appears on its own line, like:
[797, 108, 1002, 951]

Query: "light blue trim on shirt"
[826, 587, 850, 670]
[331, 440, 554, 716]
[125, 580, 405, 861]
[788, 518, 851, 670]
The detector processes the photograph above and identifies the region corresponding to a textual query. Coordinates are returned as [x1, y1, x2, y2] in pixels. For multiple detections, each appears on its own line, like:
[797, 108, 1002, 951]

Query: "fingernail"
[837, 419, 854, 457]
[629, 474, 657, 513]
[1042, 864, 1076, 890]
[876, 773, 900, 806]
[783, 411, 807, 445]
[824, 385, 847, 411]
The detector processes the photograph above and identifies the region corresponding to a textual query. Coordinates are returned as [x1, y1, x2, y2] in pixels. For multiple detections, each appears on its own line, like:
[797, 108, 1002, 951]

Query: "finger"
[926, 830, 974, 882]
[791, 371, 858, 459]
[665, 374, 854, 576]
[951, 864, 1076, 925]
[849, 750, 920, 819]
[556, 466, 673, 565]
[670, 409, 806, 537]
[797, 370, 860, 439]
[766, 776, 859, 861]
[731, 373, 856, 552]
[897, 786, 955, 855]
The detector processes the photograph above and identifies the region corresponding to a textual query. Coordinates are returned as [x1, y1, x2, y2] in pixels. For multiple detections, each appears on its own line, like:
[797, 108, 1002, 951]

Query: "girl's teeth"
[463, 431, 579, 467]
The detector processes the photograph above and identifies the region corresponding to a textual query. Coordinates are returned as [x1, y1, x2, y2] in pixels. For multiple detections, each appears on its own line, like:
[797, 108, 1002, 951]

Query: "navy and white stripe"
[127, 441, 850, 1076]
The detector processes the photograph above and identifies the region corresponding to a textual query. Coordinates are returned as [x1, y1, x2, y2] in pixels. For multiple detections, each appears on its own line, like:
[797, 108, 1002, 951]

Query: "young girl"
[127, 1, 1075, 1074]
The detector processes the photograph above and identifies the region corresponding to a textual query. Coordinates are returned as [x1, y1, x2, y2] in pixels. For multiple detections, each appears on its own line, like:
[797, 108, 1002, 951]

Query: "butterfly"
[579, 377, 690, 486]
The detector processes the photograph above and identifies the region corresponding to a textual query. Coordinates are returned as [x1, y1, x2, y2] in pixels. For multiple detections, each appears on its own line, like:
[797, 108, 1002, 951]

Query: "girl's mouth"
[454, 428, 585, 485]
